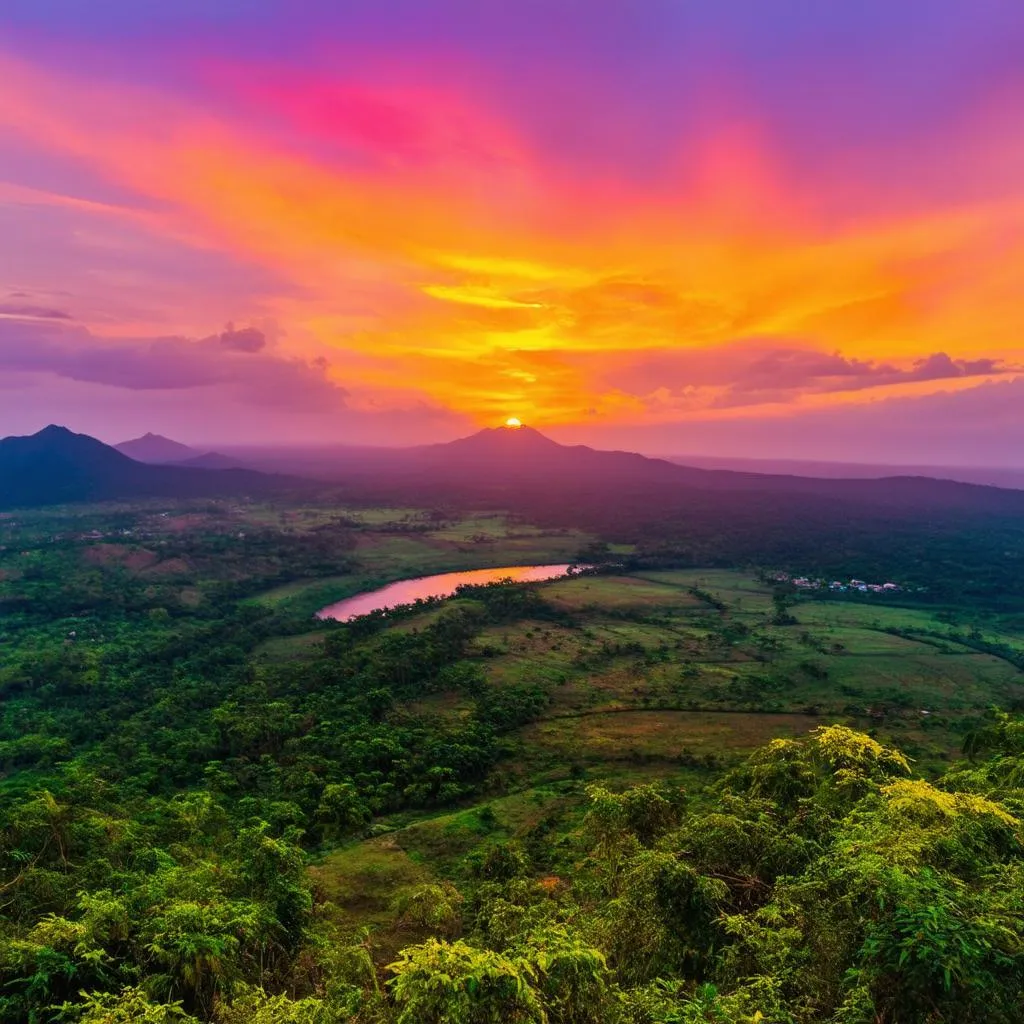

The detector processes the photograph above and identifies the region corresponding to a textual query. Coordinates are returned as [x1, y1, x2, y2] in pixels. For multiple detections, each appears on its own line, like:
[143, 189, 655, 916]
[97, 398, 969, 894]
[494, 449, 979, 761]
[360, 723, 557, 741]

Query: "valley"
[3, 482, 1024, 1023]
[5, 5, 1023, 1017]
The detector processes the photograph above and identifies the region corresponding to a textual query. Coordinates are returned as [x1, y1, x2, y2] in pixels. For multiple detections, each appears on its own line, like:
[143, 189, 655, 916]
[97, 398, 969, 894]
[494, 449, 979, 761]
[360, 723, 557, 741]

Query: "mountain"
[433, 425, 563, 458]
[296, 424, 1024, 517]
[413, 427, 1017, 503]
[413, 425, 693, 483]
[0, 426, 299, 509]
[103, 422, 1024, 519]
[115, 433, 199, 464]
[115, 433, 248, 471]
[665, 454, 1024, 491]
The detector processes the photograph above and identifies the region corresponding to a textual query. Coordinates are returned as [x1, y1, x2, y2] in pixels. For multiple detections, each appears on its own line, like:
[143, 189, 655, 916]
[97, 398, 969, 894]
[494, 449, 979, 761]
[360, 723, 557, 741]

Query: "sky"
[1, 0, 1023, 462]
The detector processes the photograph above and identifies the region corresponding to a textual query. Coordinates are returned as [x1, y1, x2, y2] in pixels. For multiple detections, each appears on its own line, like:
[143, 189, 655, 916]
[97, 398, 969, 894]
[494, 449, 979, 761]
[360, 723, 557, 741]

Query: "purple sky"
[1, 1, 1023, 462]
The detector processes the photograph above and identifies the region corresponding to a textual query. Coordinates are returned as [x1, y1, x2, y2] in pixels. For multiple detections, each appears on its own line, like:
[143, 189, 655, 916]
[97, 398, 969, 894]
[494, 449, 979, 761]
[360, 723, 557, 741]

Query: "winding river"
[315, 563, 578, 622]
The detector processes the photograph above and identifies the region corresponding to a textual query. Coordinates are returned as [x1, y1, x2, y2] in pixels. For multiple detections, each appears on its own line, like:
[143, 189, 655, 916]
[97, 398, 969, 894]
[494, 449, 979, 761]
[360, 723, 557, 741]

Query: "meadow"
[278, 557, 1024, 959]
[277, 565, 1024, 778]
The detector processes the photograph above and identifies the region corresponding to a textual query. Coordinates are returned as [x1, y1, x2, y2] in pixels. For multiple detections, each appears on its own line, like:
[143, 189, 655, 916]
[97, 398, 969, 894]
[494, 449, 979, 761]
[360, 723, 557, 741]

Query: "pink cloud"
[0, 318, 347, 411]
[583, 339, 1013, 411]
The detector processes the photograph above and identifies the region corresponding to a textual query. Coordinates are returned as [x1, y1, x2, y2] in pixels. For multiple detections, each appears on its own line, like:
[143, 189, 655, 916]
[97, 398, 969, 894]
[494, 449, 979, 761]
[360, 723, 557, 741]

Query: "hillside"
[0, 425, 297, 508]
[114, 431, 200, 463]
[289, 424, 1024, 519]
[666, 453, 1024, 490]
[3, 498, 1024, 1023]
[176, 451, 251, 470]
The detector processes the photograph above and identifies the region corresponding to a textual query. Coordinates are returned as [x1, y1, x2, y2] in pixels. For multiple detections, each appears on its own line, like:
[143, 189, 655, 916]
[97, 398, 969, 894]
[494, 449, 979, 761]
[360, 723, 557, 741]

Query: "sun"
[505, 417, 522, 428]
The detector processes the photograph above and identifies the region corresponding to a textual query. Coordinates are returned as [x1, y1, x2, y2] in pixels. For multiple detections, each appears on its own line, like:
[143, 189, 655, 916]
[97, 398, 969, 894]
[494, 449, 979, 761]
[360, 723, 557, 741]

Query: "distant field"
[518, 709, 824, 763]
[258, 567, 1024, 778]
[465, 569, 1024, 768]
[268, 567, 1024, 755]
[542, 574, 702, 611]
[303, 564, 1024, 940]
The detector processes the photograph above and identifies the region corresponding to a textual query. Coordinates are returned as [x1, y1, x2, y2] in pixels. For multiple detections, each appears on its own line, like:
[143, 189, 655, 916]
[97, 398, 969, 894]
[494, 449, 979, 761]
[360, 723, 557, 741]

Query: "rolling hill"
[0, 425, 298, 509]
[320, 424, 1024, 515]
[114, 432, 200, 463]
[7, 423, 1024, 521]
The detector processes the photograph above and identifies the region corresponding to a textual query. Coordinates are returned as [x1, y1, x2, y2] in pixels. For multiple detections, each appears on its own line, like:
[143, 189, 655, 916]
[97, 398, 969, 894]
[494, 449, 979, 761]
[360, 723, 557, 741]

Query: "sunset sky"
[2, 1, 1023, 462]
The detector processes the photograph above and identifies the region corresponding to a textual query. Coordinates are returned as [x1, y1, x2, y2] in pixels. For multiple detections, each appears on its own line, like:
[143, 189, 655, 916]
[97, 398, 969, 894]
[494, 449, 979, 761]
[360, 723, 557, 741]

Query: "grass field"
[278, 563, 1024, 817]
[300, 564, 1024, 942]
[271, 566, 1024, 759]
[391, 567, 1024, 770]
[517, 709, 824, 763]
[250, 508, 591, 617]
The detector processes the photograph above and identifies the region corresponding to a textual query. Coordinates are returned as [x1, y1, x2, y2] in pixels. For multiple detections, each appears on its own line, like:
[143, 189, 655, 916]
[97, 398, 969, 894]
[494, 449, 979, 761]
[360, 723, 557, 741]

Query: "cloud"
[0, 302, 72, 320]
[705, 374, 1024, 465]
[1, 26, 1023, 444]
[217, 325, 267, 352]
[553, 374, 1024, 467]
[905, 352, 1002, 382]
[594, 339, 1013, 410]
[0, 319, 347, 412]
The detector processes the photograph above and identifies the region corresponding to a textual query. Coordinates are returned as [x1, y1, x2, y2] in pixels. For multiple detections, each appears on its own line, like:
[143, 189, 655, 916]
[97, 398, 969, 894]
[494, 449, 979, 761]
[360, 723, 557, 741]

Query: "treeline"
[370, 479, 1024, 610]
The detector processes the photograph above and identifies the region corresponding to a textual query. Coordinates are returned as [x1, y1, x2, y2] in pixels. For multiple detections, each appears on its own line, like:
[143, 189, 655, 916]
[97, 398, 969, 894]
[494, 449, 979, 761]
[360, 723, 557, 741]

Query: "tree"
[770, 589, 797, 626]
[391, 883, 464, 938]
[516, 926, 613, 1024]
[584, 784, 681, 890]
[388, 939, 545, 1024]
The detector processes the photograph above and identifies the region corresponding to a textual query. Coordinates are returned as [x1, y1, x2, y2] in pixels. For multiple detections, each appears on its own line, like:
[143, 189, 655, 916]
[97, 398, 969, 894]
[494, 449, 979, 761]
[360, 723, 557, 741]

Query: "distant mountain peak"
[115, 432, 199, 465]
[447, 424, 562, 450]
[0, 426, 290, 509]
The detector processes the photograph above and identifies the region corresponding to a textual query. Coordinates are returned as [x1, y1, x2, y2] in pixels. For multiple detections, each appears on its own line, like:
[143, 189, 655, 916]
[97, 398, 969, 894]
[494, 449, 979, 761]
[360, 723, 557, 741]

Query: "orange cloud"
[1, 48, 1022, 433]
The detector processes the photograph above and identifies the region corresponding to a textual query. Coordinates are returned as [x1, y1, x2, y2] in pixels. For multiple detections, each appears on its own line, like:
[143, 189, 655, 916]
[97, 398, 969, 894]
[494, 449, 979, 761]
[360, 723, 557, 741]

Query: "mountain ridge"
[115, 432, 200, 464]
[410, 426, 1024, 507]
[5, 423, 1024, 515]
[0, 425, 299, 509]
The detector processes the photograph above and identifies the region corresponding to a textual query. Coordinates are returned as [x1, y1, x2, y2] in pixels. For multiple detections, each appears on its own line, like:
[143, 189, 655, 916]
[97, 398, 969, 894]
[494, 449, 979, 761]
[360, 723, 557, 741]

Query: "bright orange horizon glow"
[0, 8, 1022, 460]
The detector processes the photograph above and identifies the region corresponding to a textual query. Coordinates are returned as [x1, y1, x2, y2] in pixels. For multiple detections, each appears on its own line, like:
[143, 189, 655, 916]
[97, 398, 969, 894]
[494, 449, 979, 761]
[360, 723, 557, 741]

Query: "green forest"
[2, 499, 1024, 1023]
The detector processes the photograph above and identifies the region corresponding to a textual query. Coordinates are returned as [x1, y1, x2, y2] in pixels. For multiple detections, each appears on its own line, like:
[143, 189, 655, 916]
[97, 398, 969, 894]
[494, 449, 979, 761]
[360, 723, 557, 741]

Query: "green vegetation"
[2, 499, 1024, 1022]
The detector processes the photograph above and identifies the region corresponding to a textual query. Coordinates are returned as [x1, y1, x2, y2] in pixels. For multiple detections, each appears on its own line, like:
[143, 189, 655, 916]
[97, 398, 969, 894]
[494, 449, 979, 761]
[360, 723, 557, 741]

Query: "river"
[315, 563, 578, 622]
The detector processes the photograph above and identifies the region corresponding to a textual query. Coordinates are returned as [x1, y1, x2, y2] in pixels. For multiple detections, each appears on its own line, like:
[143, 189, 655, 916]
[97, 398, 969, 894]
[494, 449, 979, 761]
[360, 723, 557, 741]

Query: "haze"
[1, 1, 1023, 464]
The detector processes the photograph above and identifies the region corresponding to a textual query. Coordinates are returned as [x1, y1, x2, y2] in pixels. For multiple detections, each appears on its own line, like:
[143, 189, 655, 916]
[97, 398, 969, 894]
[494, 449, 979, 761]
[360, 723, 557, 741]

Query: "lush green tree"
[391, 883, 464, 938]
[388, 939, 545, 1024]
[514, 927, 613, 1024]
[57, 987, 200, 1024]
[315, 783, 371, 842]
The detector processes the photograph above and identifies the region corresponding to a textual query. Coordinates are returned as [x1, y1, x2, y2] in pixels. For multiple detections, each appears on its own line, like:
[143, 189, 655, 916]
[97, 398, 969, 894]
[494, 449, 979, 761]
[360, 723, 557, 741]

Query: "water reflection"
[316, 564, 576, 622]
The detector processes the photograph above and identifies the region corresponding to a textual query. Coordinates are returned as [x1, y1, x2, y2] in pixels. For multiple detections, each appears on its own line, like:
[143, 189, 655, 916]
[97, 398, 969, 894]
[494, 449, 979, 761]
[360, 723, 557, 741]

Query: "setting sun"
[505, 417, 522, 428]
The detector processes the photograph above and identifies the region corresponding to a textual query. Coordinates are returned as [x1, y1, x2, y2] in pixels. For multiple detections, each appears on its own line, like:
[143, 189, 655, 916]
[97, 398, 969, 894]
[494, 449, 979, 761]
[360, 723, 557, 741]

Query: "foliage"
[387, 939, 545, 1024]
[55, 987, 200, 1023]
[5, 501, 1024, 1022]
